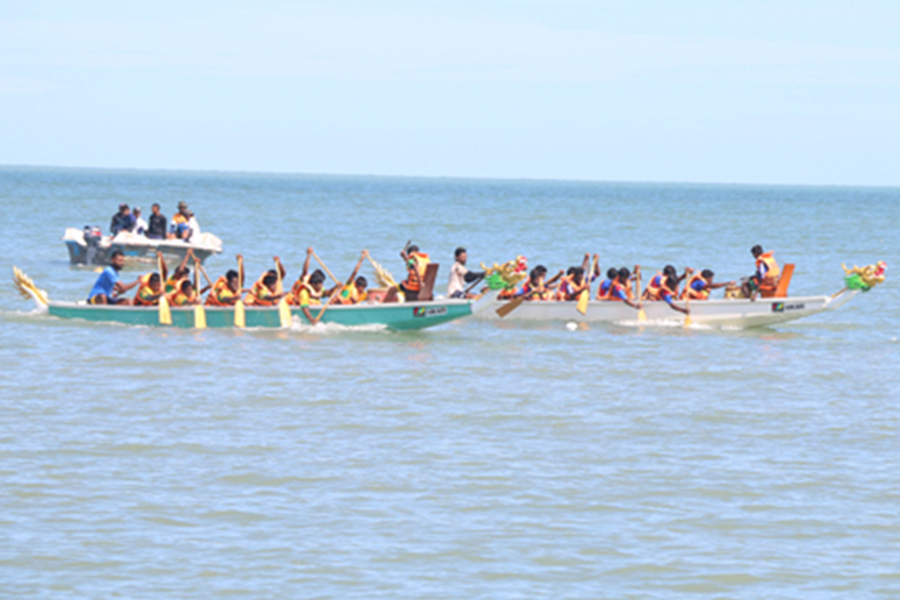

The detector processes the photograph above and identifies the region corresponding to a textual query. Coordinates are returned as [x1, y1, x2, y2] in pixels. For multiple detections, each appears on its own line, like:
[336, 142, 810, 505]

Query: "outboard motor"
[84, 226, 103, 265]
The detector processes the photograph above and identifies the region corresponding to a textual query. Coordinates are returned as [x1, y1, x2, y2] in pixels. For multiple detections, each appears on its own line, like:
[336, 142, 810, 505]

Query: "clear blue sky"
[2, 1, 899, 185]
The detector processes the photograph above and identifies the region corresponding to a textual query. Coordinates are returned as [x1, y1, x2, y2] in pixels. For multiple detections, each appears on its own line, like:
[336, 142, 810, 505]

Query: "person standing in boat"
[110, 204, 135, 236]
[743, 245, 781, 300]
[399, 243, 430, 301]
[447, 247, 485, 299]
[147, 203, 167, 239]
[132, 207, 148, 236]
[87, 250, 139, 305]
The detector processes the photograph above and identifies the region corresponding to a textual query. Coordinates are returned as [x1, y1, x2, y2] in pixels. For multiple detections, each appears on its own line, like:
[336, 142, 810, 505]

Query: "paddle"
[312, 284, 343, 325]
[157, 253, 172, 325]
[576, 255, 597, 315]
[192, 257, 206, 329]
[234, 256, 246, 328]
[274, 257, 291, 328]
[635, 265, 647, 321]
[497, 270, 561, 318]
[311, 250, 341, 285]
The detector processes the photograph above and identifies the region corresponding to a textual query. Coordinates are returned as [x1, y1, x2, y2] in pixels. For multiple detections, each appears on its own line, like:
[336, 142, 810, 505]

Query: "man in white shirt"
[133, 207, 149, 235]
[447, 247, 485, 299]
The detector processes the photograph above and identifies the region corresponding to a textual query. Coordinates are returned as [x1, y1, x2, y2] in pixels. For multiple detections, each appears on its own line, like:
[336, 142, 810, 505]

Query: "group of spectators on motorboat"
[109, 201, 200, 241]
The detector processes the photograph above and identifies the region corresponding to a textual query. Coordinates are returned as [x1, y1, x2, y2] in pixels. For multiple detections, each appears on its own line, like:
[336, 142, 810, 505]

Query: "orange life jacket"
[608, 280, 634, 302]
[403, 252, 430, 292]
[522, 280, 552, 301]
[338, 283, 367, 305]
[644, 272, 665, 300]
[292, 279, 322, 307]
[596, 278, 614, 300]
[205, 276, 236, 306]
[248, 279, 277, 306]
[168, 288, 197, 306]
[133, 273, 159, 306]
[756, 252, 781, 281]
[681, 272, 710, 300]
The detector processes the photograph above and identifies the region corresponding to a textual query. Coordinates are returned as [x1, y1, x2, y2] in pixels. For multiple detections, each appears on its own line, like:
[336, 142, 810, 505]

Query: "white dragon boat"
[476, 262, 886, 329]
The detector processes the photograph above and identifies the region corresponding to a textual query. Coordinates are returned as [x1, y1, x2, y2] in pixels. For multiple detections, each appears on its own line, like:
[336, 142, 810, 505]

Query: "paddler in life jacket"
[642, 265, 687, 300]
[742, 245, 781, 300]
[336, 250, 370, 304]
[133, 272, 165, 306]
[163, 248, 195, 295]
[681, 269, 734, 301]
[555, 254, 594, 301]
[246, 256, 289, 306]
[607, 267, 643, 310]
[168, 280, 200, 306]
[399, 243, 430, 301]
[515, 266, 563, 301]
[655, 274, 690, 315]
[205, 269, 248, 306]
[596, 268, 619, 300]
[296, 271, 327, 323]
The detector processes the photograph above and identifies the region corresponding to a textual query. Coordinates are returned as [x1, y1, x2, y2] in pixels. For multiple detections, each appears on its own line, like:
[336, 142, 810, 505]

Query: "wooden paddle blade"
[683, 314, 692, 328]
[278, 298, 291, 328]
[234, 300, 246, 328]
[496, 296, 524, 318]
[158, 296, 172, 325]
[576, 289, 589, 315]
[638, 308, 647, 321]
[194, 304, 207, 329]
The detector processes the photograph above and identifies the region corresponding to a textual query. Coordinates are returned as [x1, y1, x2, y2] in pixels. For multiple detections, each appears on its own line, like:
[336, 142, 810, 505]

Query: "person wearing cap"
[110, 204, 136, 236]
[133, 207, 148, 235]
[147, 203, 167, 239]
[169, 201, 191, 240]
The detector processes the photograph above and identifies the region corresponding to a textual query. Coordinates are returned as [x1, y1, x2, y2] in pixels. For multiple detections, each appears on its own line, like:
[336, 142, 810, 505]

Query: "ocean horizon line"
[1, 162, 898, 191]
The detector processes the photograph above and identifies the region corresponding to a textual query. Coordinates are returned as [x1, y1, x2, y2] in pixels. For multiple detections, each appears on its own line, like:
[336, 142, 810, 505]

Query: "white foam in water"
[288, 317, 388, 334]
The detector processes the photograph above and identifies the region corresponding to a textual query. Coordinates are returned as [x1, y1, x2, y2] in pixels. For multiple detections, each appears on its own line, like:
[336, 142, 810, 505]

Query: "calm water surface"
[1, 167, 899, 598]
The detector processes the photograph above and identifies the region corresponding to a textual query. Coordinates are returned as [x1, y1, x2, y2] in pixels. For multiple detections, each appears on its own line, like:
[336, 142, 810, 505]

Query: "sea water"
[1, 166, 898, 598]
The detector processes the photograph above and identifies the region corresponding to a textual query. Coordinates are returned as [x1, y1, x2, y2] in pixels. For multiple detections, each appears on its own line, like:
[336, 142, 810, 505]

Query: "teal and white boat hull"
[44, 294, 496, 331]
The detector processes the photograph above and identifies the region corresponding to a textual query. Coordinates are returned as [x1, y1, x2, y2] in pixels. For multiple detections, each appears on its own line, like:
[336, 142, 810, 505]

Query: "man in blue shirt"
[110, 204, 136, 236]
[88, 251, 139, 304]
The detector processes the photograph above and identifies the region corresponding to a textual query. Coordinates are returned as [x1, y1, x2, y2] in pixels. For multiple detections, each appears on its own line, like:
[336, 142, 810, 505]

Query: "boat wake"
[287, 318, 389, 335]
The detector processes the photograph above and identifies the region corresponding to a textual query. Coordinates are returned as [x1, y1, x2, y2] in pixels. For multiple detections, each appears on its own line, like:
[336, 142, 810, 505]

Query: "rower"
[447, 247, 486, 299]
[596, 267, 618, 300]
[296, 271, 326, 322]
[246, 257, 288, 306]
[168, 280, 200, 306]
[608, 267, 642, 310]
[399, 243, 430, 301]
[743, 245, 781, 299]
[133, 273, 164, 306]
[337, 251, 370, 304]
[656, 274, 690, 315]
[87, 250, 138, 305]
[515, 266, 559, 301]
[164, 249, 195, 295]
[205, 269, 247, 306]
[555, 254, 592, 301]
[643, 265, 685, 300]
[681, 269, 733, 300]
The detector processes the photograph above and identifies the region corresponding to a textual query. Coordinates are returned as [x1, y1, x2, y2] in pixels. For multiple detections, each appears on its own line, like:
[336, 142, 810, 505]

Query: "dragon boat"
[62, 228, 223, 267]
[476, 261, 886, 329]
[12, 267, 495, 331]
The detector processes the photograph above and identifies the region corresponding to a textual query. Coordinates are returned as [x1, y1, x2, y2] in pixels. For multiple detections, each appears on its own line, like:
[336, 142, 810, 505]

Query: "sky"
[1, 0, 899, 185]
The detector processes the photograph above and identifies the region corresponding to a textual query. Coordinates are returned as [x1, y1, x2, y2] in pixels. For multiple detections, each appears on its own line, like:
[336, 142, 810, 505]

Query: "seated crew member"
[133, 272, 164, 306]
[515, 266, 563, 301]
[296, 271, 326, 322]
[336, 251, 370, 304]
[447, 247, 486, 299]
[681, 269, 734, 300]
[163, 249, 194, 295]
[205, 269, 248, 306]
[608, 267, 643, 310]
[643, 265, 682, 300]
[399, 243, 430, 301]
[655, 274, 690, 314]
[168, 280, 200, 306]
[88, 250, 138, 305]
[596, 267, 620, 300]
[742, 245, 781, 300]
[248, 267, 289, 307]
[555, 254, 593, 301]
